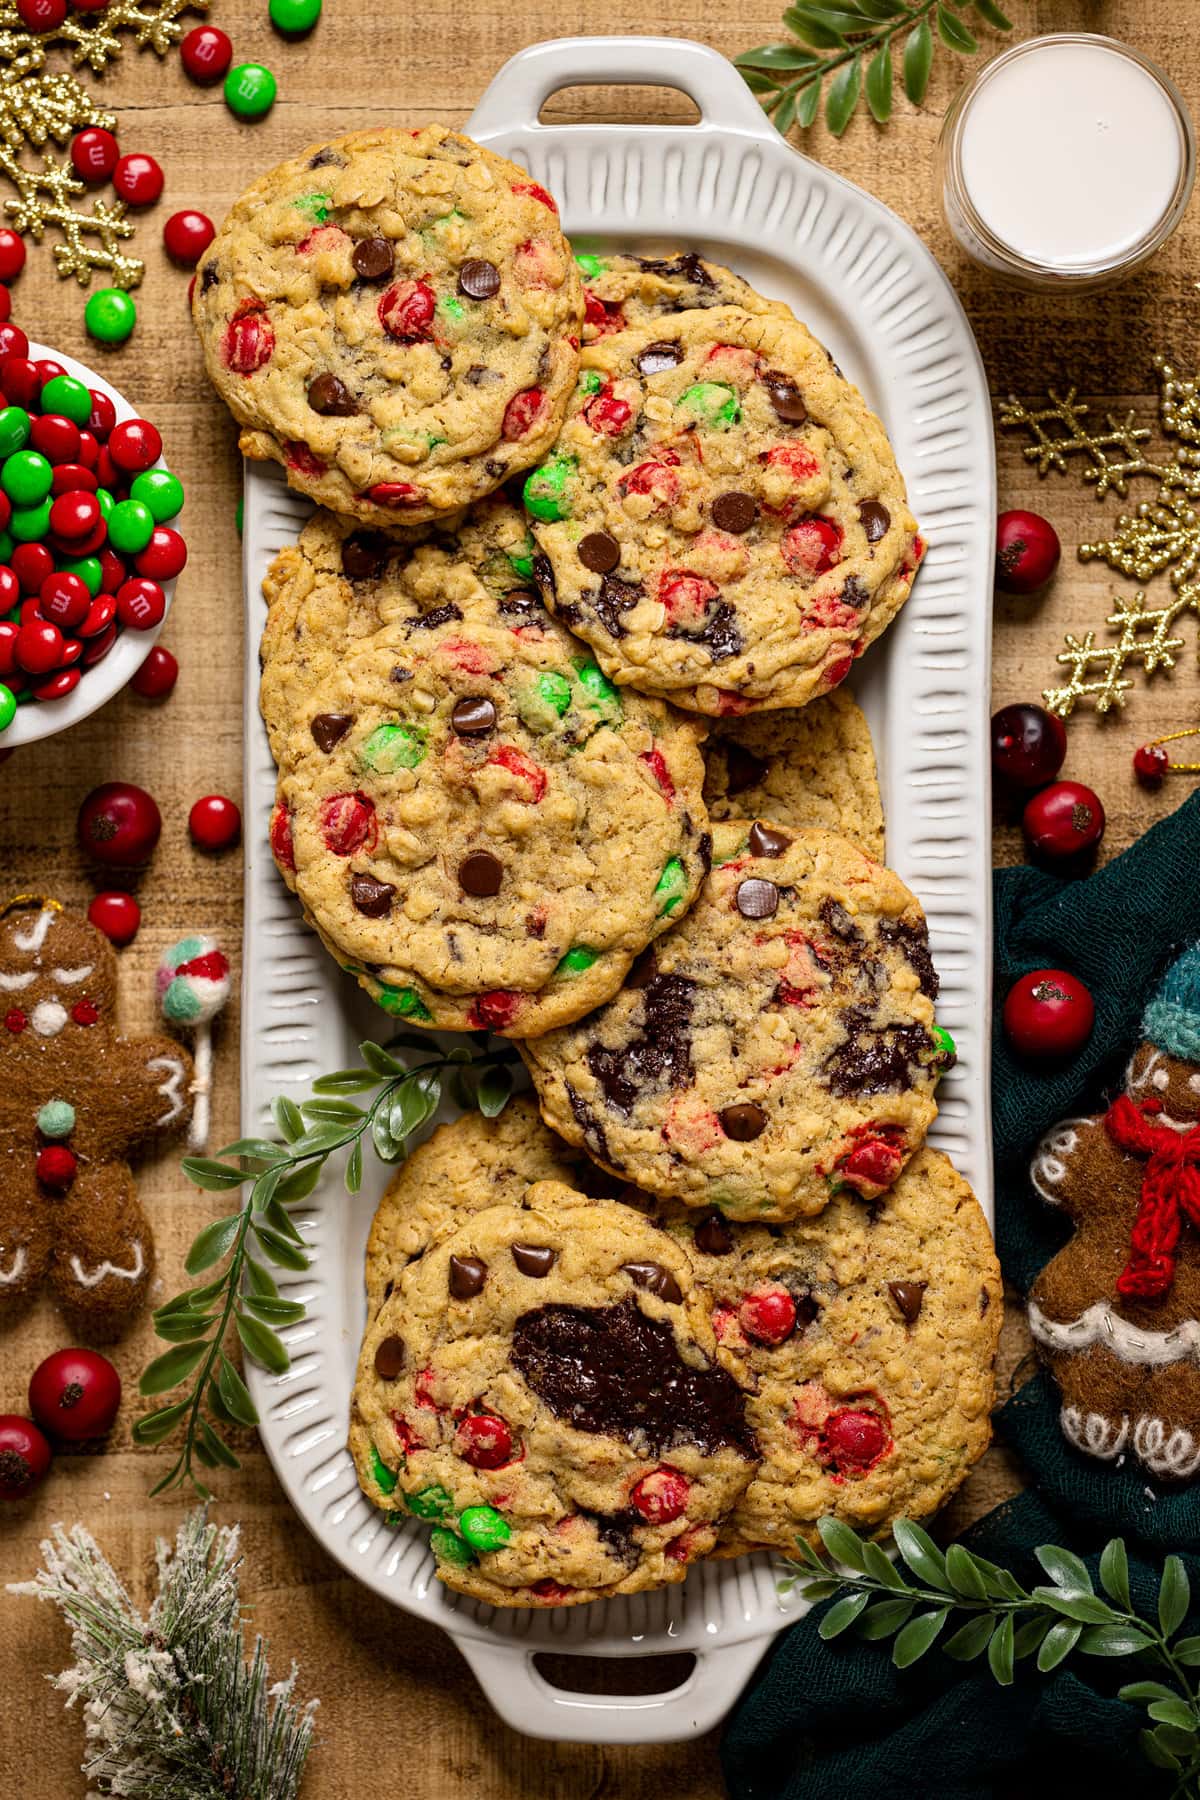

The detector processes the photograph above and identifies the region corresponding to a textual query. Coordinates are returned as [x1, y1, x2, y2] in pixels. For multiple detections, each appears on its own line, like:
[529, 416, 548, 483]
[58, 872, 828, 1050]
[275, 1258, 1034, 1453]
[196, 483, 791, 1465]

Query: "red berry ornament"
[455, 1413, 515, 1469]
[738, 1286, 798, 1346]
[109, 417, 162, 473]
[1023, 779, 1106, 863]
[1134, 741, 1171, 788]
[77, 780, 162, 866]
[180, 23, 233, 83]
[113, 152, 164, 208]
[71, 126, 119, 184]
[991, 702, 1068, 789]
[16, 0, 66, 30]
[130, 643, 177, 699]
[995, 510, 1061, 595]
[189, 793, 241, 851]
[88, 889, 141, 945]
[37, 1144, 77, 1188]
[630, 1466, 690, 1525]
[0, 1415, 51, 1498]
[29, 1348, 121, 1441]
[1004, 968, 1095, 1061]
[163, 209, 216, 266]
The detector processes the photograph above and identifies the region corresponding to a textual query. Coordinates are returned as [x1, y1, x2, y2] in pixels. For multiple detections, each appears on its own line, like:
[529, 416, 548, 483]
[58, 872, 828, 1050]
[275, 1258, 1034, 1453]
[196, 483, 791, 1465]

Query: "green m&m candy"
[225, 62, 277, 120]
[556, 945, 598, 977]
[0, 684, 15, 731]
[84, 288, 137, 345]
[458, 1504, 511, 1552]
[269, 0, 321, 31]
[3, 448, 51, 506]
[430, 1527, 476, 1567]
[406, 1484, 454, 1520]
[107, 497, 154, 554]
[370, 1446, 397, 1496]
[577, 368, 603, 396]
[576, 659, 622, 717]
[523, 456, 575, 522]
[654, 857, 688, 915]
[40, 374, 92, 424]
[0, 406, 30, 458]
[931, 1026, 957, 1073]
[359, 721, 427, 772]
[131, 468, 184, 522]
[574, 253, 605, 277]
[677, 381, 740, 429]
[508, 536, 535, 580]
[59, 555, 102, 596]
[95, 487, 114, 522]
[10, 499, 51, 542]
[517, 670, 572, 731]
[376, 983, 432, 1022]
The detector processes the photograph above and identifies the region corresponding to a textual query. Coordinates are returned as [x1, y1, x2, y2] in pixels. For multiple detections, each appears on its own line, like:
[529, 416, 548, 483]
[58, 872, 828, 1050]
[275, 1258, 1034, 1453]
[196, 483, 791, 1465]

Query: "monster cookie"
[364, 1096, 585, 1313]
[193, 126, 583, 525]
[262, 502, 711, 1036]
[523, 305, 923, 714]
[659, 1148, 1000, 1549]
[703, 689, 885, 860]
[350, 1184, 757, 1606]
[0, 899, 192, 1335]
[578, 249, 790, 343]
[521, 821, 946, 1220]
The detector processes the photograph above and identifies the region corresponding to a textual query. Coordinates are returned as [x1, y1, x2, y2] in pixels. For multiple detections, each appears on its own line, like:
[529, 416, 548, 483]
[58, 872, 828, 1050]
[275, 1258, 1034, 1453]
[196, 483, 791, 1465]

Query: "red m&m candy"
[135, 527, 186, 580]
[71, 127, 119, 185]
[163, 210, 216, 266]
[109, 417, 162, 472]
[130, 643, 177, 699]
[116, 577, 164, 629]
[0, 323, 29, 362]
[0, 285, 10, 323]
[87, 389, 116, 440]
[113, 153, 163, 208]
[180, 24, 233, 83]
[16, 618, 63, 673]
[32, 412, 81, 463]
[39, 571, 90, 628]
[16, 0, 66, 31]
[49, 490, 100, 541]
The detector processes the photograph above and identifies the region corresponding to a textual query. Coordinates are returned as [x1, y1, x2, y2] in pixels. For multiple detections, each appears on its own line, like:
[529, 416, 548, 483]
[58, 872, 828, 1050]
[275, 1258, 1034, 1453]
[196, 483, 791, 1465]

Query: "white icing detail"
[31, 1000, 67, 1036]
[1133, 1414, 1200, 1480]
[12, 907, 54, 953]
[1153, 1066, 1170, 1091]
[1030, 1298, 1200, 1367]
[1189, 1073, 1200, 1095]
[0, 970, 34, 990]
[50, 964, 92, 985]
[68, 1240, 144, 1289]
[1061, 1404, 1129, 1462]
[1030, 1119, 1090, 1204]
[148, 1055, 187, 1127]
[0, 1244, 27, 1286]
[1128, 1047, 1160, 1090]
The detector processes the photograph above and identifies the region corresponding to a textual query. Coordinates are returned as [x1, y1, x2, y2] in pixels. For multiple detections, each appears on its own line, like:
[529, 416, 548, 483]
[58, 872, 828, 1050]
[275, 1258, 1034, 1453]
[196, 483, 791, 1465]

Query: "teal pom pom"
[1143, 944, 1200, 1062]
[162, 976, 203, 1024]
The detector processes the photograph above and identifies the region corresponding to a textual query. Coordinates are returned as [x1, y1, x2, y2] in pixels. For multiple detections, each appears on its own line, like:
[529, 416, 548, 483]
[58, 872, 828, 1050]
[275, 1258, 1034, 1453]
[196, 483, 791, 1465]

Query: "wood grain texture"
[0, 1, 1196, 1792]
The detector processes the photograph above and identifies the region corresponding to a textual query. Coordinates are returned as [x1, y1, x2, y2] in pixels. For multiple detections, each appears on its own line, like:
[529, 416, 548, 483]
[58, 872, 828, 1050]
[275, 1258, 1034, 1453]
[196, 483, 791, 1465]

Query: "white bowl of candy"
[0, 335, 184, 748]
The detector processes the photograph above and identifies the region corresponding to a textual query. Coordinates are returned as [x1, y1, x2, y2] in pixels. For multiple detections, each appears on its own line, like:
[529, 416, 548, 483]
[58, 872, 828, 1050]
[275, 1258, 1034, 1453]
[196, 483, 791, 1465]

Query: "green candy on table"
[131, 468, 184, 523]
[523, 456, 575, 522]
[556, 945, 598, 976]
[84, 289, 136, 344]
[405, 1485, 454, 1520]
[10, 499, 51, 543]
[225, 62, 277, 120]
[359, 721, 427, 772]
[0, 684, 15, 731]
[0, 406, 29, 458]
[3, 448, 51, 506]
[60, 555, 102, 595]
[370, 1447, 397, 1496]
[376, 984, 432, 1022]
[676, 381, 740, 429]
[40, 375, 91, 424]
[458, 1505, 511, 1552]
[235, 497, 244, 536]
[429, 1527, 475, 1567]
[107, 498, 154, 554]
[654, 857, 687, 915]
[574, 253, 606, 277]
[269, 0, 321, 31]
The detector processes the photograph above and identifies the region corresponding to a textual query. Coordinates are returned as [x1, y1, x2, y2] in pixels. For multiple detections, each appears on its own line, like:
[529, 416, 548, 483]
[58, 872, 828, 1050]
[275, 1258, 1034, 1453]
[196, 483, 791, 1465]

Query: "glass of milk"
[939, 34, 1195, 291]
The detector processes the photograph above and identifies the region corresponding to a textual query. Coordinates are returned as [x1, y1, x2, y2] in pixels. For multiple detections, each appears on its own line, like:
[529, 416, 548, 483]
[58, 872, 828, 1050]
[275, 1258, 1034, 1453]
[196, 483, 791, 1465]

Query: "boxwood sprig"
[789, 1517, 1200, 1786]
[134, 1035, 518, 1498]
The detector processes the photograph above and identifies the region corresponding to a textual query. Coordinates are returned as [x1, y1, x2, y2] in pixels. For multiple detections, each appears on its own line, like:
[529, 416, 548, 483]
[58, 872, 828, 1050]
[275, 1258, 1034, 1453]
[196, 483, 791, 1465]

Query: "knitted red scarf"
[1106, 1093, 1200, 1299]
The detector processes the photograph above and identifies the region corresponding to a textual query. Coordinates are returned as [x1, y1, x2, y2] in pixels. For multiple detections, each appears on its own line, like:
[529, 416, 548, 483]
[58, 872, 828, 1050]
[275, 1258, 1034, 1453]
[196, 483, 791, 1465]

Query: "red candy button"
[82, 621, 117, 665]
[319, 791, 376, 855]
[87, 389, 116, 440]
[11, 541, 52, 593]
[116, 577, 164, 630]
[113, 152, 163, 208]
[822, 1407, 890, 1472]
[738, 1286, 798, 1346]
[50, 462, 97, 496]
[163, 209, 215, 266]
[71, 127, 119, 185]
[454, 1414, 515, 1469]
[0, 325, 30, 365]
[32, 666, 80, 701]
[88, 890, 141, 946]
[16, 0, 66, 30]
[130, 643, 177, 699]
[630, 1466, 690, 1525]
[98, 548, 125, 592]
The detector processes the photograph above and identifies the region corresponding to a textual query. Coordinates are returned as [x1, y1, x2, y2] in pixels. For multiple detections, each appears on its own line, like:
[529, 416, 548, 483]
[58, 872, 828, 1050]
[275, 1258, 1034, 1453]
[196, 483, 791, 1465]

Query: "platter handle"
[468, 35, 778, 144]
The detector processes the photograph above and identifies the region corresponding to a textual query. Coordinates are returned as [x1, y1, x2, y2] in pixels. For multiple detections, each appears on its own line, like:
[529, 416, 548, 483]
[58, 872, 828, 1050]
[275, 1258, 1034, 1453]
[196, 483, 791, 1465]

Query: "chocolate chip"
[407, 602, 463, 632]
[307, 372, 358, 416]
[637, 252, 716, 290]
[821, 897, 864, 944]
[391, 666, 413, 684]
[877, 917, 939, 1000]
[712, 491, 757, 535]
[310, 712, 353, 753]
[451, 696, 496, 735]
[667, 599, 743, 660]
[588, 973, 695, 1115]
[373, 1334, 406, 1378]
[724, 741, 768, 796]
[458, 257, 501, 299]
[736, 877, 778, 919]
[694, 1210, 734, 1255]
[888, 1280, 927, 1323]
[621, 1261, 683, 1304]
[593, 573, 643, 638]
[625, 948, 657, 989]
[748, 821, 790, 859]
[449, 1254, 487, 1299]
[512, 1243, 557, 1278]
[459, 850, 503, 897]
[636, 340, 683, 375]
[532, 550, 556, 600]
[200, 263, 218, 293]
[763, 371, 808, 423]
[823, 1007, 935, 1097]
[352, 235, 394, 280]
[859, 500, 891, 543]
[498, 588, 540, 618]
[578, 531, 621, 574]
[308, 147, 346, 169]
[342, 533, 389, 580]
[350, 873, 395, 918]
[720, 1102, 767, 1141]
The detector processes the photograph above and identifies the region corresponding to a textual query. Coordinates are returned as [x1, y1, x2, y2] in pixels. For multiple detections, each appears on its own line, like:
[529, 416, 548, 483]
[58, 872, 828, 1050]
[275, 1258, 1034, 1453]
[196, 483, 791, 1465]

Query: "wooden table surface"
[1, 0, 1197, 1792]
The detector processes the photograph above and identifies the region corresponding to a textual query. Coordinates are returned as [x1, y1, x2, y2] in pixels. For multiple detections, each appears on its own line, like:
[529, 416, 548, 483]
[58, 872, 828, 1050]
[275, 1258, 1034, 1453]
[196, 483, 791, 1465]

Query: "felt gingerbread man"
[1029, 943, 1200, 1481]
[0, 897, 193, 1337]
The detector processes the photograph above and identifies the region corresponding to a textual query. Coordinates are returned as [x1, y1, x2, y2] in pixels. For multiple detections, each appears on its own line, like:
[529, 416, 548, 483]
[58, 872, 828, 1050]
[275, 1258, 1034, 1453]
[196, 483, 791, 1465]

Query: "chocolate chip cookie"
[262, 501, 712, 1037]
[578, 249, 789, 343]
[349, 1184, 757, 1606]
[193, 126, 583, 525]
[660, 1148, 1001, 1549]
[703, 690, 885, 860]
[522, 305, 923, 714]
[521, 820, 946, 1219]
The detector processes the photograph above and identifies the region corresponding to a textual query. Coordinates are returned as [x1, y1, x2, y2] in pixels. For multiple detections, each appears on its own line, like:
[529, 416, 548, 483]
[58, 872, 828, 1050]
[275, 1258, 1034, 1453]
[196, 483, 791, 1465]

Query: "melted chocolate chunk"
[200, 263, 218, 292]
[823, 1008, 935, 1097]
[498, 587, 542, 619]
[636, 340, 684, 375]
[352, 235, 394, 280]
[748, 821, 789, 859]
[466, 363, 503, 386]
[588, 1509, 643, 1561]
[592, 574, 643, 638]
[587, 973, 696, 1115]
[458, 257, 501, 299]
[484, 458, 507, 477]
[406, 602, 463, 632]
[858, 500, 891, 543]
[636, 251, 716, 290]
[567, 1083, 613, 1164]
[841, 575, 870, 609]
[391, 666, 414, 684]
[622, 1261, 683, 1304]
[532, 549, 556, 599]
[373, 1334, 405, 1379]
[694, 1210, 734, 1256]
[877, 917, 939, 999]
[578, 531, 621, 574]
[307, 372, 358, 416]
[451, 696, 497, 735]
[720, 1102, 767, 1141]
[736, 878, 778, 920]
[310, 712, 353, 753]
[820, 897, 864, 945]
[888, 1279, 927, 1323]
[712, 490, 757, 534]
[350, 873, 395, 918]
[512, 1295, 754, 1456]
[724, 740, 769, 796]
[512, 1243, 557, 1278]
[342, 532, 390, 580]
[459, 850, 503, 897]
[667, 600, 744, 661]
[449, 1254, 487, 1299]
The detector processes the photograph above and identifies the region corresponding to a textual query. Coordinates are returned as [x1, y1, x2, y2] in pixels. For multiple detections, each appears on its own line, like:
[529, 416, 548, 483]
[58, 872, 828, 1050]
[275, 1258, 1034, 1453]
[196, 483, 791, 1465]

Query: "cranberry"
[113, 152, 163, 208]
[29, 1348, 121, 1441]
[629, 1466, 690, 1525]
[135, 527, 186, 580]
[738, 1286, 797, 1346]
[77, 780, 162, 866]
[0, 1415, 51, 1498]
[16, 618, 64, 674]
[454, 1413, 515, 1469]
[116, 577, 165, 630]
[88, 889, 141, 945]
[37, 1144, 77, 1188]
[1134, 741, 1171, 788]
[188, 793, 241, 852]
[822, 1407, 889, 1471]
[163, 209, 216, 266]
[39, 571, 90, 629]
[130, 643, 178, 699]
[71, 126, 119, 184]
[108, 417, 162, 473]
[995, 510, 1061, 595]
[991, 702, 1067, 789]
[49, 490, 100, 541]
[378, 278, 436, 341]
[180, 23, 233, 83]
[1023, 779, 1106, 863]
[1004, 968, 1095, 1061]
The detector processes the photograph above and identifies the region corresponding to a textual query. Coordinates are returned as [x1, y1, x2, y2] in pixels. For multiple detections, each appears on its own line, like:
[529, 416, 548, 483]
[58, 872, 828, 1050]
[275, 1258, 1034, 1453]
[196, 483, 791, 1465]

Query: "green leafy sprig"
[135, 1035, 517, 1497]
[790, 1517, 1200, 1787]
[737, 0, 1011, 138]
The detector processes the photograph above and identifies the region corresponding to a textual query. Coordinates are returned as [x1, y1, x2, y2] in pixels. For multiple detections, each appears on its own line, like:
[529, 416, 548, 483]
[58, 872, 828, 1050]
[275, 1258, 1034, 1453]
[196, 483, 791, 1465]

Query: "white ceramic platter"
[241, 36, 995, 1745]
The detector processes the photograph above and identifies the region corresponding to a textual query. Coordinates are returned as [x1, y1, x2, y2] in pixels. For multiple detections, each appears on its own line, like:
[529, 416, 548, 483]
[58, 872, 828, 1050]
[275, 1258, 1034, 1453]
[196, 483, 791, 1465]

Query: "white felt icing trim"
[0, 1245, 27, 1286]
[68, 1240, 144, 1288]
[1133, 1414, 1200, 1480]
[148, 1054, 187, 1127]
[1061, 1404, 1129, 1462]
[1128, 1047, 1161, 1091]
[12, 907, 54, 953]
[1029, 1118, 1092, 1204]
[0, 970, 34, 990]
[1030, 1298, 1200, 1367]
[50, 964, 92, 984]
[31, 999, 67, 1036]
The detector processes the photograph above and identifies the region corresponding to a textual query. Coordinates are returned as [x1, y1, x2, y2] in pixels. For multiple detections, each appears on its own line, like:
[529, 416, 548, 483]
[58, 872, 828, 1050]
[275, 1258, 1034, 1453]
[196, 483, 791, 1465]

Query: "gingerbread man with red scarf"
[1030, 944, 1200, 1481]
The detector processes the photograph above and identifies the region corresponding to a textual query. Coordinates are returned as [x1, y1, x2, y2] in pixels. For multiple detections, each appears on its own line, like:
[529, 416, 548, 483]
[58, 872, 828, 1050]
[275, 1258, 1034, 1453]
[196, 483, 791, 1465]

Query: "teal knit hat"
[1143, 943, 1200, 1061]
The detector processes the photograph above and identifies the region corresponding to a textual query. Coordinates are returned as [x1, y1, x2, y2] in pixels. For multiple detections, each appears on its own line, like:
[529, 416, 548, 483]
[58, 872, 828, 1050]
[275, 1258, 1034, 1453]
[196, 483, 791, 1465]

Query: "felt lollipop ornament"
[157, 936, 231, 1151]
